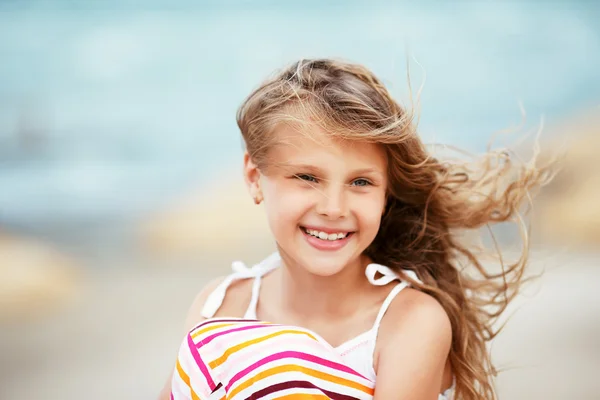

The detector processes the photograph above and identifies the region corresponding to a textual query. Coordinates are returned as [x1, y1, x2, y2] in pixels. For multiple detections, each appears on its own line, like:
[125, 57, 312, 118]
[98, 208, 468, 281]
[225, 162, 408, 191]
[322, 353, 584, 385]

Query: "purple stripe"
[196, 323, 274, 348]
[186, 333, 216, 390]
[190, 318, 260, 333]
[226, 351, 368, 391]
[249, 380, 359, 400]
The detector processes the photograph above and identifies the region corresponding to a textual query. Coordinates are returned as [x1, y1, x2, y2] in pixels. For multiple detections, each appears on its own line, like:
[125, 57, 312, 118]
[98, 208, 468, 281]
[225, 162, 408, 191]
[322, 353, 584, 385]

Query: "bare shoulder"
[183, 275, 254, 331]
[377, 287, 452, 353]
[372, 287, 453, 398]
[183, 276, 227, 331]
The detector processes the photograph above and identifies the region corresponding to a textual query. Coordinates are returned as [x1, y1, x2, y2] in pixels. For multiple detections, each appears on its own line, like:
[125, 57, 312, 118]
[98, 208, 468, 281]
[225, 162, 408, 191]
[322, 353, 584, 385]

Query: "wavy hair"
[236, 58, 554, 399]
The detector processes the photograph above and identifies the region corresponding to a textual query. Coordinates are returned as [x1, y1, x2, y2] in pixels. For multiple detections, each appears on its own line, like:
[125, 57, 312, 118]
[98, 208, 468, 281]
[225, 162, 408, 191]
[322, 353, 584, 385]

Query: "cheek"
[263, 182, 311, 230]
[355, 193, 386, 233]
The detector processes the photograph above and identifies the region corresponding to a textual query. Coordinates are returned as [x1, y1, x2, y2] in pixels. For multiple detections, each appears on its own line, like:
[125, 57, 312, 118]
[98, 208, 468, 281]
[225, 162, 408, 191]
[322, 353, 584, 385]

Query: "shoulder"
[372, 287, 453, 398]
[183, 276, 226, 332]
[183, 275, 254, 332]
[377, 287, 452, 357]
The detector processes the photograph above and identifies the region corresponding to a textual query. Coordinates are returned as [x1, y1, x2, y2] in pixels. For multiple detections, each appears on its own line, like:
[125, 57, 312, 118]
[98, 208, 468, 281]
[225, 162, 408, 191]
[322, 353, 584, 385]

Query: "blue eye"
[352, 178, 371, 187]
[296, 174, 318, 183]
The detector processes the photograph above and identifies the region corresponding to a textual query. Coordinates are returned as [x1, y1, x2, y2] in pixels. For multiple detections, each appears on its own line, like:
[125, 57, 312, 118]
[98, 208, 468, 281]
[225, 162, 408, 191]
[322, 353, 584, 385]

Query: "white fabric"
[200, 252, 280, 318]
[201, 252, 454, 399]
[365, 262, 420, 286]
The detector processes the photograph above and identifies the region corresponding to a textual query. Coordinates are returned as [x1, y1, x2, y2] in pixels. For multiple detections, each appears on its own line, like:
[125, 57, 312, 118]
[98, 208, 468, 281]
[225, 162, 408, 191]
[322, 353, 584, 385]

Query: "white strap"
[365, 263, 421, 286]
[365, 263, 423, 333]
[200, 252, 281, 318]
[372, 281, 409, 330]
[243, 277, 262, 319]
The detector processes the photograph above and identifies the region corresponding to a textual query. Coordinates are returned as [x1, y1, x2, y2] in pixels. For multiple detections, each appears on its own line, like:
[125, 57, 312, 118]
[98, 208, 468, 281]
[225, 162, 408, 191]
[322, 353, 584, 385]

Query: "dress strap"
[365, 263, 420, 287]
[200, 252, 280, 318]
[372, 281, 410, 331]
[243, 274, 262, 319]
[364, 263, 422, 333]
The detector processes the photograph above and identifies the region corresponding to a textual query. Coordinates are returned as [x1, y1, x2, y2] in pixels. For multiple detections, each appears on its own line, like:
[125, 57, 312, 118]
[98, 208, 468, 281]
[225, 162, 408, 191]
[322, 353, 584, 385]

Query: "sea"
[0, 0, 598, 247]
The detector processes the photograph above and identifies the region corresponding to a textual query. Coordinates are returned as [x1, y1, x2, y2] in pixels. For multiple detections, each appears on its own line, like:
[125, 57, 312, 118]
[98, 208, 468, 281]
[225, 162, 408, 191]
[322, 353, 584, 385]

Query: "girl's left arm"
[373, 289, 452, 400]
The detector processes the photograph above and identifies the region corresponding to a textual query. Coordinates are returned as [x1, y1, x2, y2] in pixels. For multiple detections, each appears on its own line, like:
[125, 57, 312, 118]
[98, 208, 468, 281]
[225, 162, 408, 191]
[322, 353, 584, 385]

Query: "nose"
[315, 184, 348, 220]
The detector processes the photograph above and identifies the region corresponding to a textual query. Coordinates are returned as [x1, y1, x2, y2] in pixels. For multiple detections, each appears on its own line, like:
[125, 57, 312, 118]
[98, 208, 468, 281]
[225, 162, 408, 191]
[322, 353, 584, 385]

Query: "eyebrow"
[350, 167, 383, 176]
[278, 162, 383, 177]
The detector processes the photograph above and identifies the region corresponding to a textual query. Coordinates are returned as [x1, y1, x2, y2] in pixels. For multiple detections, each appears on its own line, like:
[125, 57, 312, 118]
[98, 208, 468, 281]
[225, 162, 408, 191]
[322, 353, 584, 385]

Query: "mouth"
[300, 227, 354, 241]
[299, 226, 354, 251]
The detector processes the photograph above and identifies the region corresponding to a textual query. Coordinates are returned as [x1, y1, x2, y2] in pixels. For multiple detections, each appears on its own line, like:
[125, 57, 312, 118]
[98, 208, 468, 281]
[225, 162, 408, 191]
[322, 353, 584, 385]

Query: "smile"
[300, 226, 354, 251]
[302, 227, 350, 241]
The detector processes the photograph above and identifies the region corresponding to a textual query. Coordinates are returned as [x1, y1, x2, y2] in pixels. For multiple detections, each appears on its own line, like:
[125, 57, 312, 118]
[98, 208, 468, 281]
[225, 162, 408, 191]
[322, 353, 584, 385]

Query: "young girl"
[160, 58, 551, 399]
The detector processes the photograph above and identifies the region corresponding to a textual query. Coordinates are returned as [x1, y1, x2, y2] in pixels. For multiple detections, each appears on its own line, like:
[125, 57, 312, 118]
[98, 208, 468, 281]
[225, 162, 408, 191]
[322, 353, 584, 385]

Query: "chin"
[306, 260, 347, 277]
[296, 250, 355, 277]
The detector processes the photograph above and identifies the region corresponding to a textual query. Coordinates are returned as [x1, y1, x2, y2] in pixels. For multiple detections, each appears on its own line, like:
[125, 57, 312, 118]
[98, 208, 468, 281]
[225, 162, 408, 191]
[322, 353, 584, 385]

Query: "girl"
[160, 58, 552, 399]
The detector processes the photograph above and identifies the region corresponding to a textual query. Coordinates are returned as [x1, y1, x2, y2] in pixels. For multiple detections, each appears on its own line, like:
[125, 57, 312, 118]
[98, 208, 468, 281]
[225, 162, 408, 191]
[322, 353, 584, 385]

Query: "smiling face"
[244, 123, 388, 277]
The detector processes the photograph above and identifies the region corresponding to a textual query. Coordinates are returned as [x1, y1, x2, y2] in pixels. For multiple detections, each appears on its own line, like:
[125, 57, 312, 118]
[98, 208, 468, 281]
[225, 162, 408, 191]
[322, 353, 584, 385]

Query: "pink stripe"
[196, 323, 273, 347]
[170, 393, 174, 400]
[210, 334, 342, 377]
[226, 350, 368, 391]
[186, 333, 216, 390]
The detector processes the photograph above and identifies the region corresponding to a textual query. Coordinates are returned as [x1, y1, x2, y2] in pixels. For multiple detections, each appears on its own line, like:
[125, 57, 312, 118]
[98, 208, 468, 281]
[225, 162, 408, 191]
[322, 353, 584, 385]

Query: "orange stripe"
[227, 364, 374, 398]
[209, 330, 317, 368]
[175, 360, 201, 400]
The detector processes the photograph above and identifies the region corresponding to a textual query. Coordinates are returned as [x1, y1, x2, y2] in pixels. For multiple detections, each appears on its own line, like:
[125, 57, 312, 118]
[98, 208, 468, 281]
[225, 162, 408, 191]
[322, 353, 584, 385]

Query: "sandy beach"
[0, 248, 598, 400]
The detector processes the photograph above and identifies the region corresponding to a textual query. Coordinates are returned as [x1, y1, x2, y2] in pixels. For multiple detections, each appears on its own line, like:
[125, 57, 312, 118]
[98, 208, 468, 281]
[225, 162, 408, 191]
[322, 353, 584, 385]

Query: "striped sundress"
[171, 317, 375, 399]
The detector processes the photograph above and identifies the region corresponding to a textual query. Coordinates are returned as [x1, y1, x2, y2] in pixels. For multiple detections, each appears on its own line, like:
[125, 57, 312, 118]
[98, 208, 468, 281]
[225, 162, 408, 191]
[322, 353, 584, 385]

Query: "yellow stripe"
[227, 364, 374, 398]
[175, 360, 201, 400]
[209, 329, 317, 368]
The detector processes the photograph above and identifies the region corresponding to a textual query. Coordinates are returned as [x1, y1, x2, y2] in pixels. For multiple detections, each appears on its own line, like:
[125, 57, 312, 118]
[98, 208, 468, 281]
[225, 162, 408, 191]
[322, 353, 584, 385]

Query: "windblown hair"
[236, 58, 554, 399]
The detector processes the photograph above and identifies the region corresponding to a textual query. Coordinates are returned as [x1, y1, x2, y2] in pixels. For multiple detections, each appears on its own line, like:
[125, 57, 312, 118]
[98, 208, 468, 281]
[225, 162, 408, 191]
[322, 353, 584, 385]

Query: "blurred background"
[0, 1, 599, 399]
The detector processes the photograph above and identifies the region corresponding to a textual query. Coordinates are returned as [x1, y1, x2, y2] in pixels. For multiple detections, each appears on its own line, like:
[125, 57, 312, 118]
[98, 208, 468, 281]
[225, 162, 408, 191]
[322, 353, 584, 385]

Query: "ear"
[243, 151, 262, 203]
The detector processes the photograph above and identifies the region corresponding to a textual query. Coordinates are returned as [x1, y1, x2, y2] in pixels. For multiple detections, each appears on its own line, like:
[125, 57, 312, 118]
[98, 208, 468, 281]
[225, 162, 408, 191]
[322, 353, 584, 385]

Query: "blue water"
[0, 1, 598, 236]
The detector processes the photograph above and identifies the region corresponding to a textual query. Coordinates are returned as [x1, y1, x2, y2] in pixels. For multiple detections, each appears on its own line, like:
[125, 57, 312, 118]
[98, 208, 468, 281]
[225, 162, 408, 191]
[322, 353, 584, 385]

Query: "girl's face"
[244, 124, 388, 276]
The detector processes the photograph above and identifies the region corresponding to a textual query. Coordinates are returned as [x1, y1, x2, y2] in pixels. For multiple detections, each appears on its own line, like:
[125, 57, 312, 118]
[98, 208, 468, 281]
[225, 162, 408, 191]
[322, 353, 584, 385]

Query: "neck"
[276, 250, 372, 321]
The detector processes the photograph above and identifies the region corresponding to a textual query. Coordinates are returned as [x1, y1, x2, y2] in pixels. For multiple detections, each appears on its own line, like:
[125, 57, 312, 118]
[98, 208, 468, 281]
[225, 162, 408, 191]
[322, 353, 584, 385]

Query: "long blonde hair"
[236, 58, 554, 399]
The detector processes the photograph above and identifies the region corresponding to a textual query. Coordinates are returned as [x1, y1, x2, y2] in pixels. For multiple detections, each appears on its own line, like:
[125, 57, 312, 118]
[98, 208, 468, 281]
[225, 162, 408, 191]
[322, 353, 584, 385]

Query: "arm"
[157, 277, 225, 400]
[373, 289, 452, 400]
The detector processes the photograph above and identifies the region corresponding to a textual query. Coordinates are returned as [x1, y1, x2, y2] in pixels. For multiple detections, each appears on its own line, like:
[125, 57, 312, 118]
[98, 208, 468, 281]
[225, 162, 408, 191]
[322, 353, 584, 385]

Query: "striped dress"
[171, 317, 375, 399]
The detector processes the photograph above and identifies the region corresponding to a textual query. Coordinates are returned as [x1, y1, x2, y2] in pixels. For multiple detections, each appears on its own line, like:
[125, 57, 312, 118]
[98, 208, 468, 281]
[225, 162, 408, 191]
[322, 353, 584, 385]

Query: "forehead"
[267, 123, 387, 171]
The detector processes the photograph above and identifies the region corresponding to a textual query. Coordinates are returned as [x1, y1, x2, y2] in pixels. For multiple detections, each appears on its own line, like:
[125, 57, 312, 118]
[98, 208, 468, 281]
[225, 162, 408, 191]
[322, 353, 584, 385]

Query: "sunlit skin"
[243, 123, 389, 321]
[249, 125, 387, 274]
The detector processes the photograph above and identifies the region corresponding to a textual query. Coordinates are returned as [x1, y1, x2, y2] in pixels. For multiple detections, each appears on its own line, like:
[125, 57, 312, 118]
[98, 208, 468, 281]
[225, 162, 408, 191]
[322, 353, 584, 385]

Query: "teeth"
[304, 229, 348, 241]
